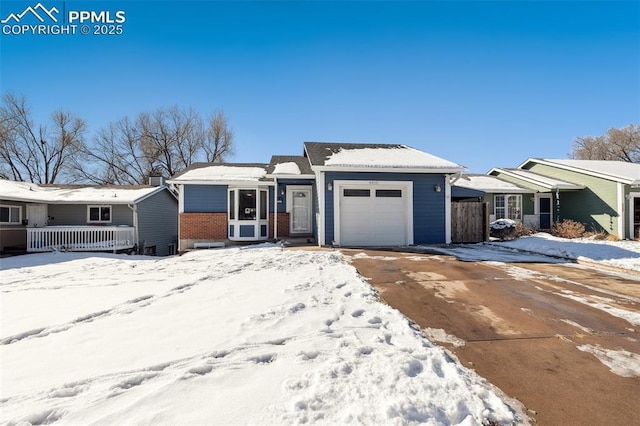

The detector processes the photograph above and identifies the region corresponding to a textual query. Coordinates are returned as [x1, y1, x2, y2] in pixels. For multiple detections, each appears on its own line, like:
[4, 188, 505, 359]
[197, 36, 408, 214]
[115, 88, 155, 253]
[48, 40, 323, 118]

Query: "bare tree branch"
[570, 124, 640, 162]
[0, 93, 87, 183]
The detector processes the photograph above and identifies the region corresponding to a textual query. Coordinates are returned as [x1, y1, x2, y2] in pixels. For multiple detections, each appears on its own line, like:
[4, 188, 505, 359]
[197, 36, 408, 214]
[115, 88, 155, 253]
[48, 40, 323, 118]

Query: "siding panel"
[137, 189, 179, 256]
[184, 185, 228, 213]
[324, 172, 447, 245]
[525, 163, 619, 235]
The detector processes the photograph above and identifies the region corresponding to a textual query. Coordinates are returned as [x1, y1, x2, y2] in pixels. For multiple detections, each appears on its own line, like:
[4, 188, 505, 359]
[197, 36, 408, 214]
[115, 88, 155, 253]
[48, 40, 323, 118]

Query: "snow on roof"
[323, 146, 463, 170]
[0, 179, 163, 204]
[271, 162, 301, 175]
[455, 175, 534, 193]
[541, 159, 640, 184]
[170, 165, 268, 182]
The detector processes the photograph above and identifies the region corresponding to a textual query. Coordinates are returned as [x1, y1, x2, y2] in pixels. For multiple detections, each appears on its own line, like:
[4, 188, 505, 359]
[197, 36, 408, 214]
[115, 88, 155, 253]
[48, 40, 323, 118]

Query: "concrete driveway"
[345, 248, 640, 426]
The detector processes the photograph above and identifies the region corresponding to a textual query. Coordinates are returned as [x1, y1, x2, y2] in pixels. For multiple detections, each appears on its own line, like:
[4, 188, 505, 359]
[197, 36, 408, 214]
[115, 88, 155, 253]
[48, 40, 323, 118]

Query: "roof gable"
[490, 168, 584, 191]
[521, 158, 640, 185]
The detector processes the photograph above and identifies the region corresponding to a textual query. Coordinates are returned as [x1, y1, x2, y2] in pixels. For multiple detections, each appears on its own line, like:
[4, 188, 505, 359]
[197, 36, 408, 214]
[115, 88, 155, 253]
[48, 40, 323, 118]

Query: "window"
[376, 189, 402, 197]
[495, 195, 522, 220]
[88, 205, 112, 223]
[239, 190, 256, 220]
[259, 190, 267, 220]
[0, 205, 21, 224]
[343, 189, 370, 197]
[228, 188, 269, 221]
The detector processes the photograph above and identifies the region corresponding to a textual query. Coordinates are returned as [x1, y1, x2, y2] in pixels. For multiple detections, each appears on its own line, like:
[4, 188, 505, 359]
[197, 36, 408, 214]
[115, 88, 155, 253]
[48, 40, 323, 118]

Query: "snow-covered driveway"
[0, 246, 521, 425]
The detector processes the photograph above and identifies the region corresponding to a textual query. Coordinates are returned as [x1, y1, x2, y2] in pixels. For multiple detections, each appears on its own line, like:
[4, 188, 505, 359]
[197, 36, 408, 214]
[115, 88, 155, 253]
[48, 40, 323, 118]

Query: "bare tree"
[138, 106, 204, 178]
[570, 124, 640, 162]
[204, 109, 234, 163]
[76, 105, 234, 184]
[0, 93, 86, 183]
[71, 117, 148, 185]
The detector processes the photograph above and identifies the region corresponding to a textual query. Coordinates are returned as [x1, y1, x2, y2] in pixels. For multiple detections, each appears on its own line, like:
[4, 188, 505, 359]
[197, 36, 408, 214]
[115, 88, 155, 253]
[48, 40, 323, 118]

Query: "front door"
[26, 204, 48, 228]
[539, 195, 552, 230]
[288, 188, 312, 234]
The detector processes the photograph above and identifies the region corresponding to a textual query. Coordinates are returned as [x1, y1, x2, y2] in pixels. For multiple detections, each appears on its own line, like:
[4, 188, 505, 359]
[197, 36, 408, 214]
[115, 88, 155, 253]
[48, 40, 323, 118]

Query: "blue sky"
[1, 1, 639, 173]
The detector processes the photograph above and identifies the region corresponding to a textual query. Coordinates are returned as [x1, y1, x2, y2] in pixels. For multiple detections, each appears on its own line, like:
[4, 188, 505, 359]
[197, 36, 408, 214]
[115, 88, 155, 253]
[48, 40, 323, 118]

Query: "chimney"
[149, 176, 165, 187]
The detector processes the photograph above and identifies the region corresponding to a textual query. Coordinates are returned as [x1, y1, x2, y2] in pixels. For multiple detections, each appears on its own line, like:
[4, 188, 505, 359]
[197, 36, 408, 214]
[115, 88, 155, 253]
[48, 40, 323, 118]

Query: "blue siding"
[240, 225, 254, 237]
[324, 172, 447, 245]
[184, 185, 228, 213]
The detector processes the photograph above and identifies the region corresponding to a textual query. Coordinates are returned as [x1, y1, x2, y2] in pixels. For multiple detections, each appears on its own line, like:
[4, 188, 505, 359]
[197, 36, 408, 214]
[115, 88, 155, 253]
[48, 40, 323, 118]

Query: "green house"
[491, 159, 640, 239]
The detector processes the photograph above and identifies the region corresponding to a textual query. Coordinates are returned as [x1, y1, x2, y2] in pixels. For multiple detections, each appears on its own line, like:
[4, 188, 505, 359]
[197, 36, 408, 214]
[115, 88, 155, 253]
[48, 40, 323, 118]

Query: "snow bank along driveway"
[0, 246, 521, 425]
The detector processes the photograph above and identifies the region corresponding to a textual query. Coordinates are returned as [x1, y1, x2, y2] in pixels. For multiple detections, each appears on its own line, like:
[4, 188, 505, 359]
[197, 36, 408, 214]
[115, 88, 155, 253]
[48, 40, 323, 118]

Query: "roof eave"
[166, 179, 275, 186]
[311, 165, 465, 174]
[264, 174, 316, 180]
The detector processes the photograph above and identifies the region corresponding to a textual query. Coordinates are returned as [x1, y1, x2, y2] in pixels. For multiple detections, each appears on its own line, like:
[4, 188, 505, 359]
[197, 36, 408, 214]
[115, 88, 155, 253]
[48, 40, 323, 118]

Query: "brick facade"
[180, 213, 227, 239]
[269, 212, 290, 238]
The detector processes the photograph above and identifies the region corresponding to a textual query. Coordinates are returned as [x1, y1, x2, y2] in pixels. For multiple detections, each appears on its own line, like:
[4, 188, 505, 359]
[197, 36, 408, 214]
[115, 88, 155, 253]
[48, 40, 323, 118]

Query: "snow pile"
[272, 162, 302, 175]
[490, 219, 516, 230]
[0, 247, 520, 425]
[494, 233, 640, 271]
[170, 165, 267, 182]
[577, 344, 640, 378]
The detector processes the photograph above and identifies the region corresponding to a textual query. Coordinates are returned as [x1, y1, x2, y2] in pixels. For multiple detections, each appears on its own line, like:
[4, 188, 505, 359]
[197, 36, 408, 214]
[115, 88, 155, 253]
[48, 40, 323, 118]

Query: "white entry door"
[288, 187, 312, 234]
[26, 204, 48, 228]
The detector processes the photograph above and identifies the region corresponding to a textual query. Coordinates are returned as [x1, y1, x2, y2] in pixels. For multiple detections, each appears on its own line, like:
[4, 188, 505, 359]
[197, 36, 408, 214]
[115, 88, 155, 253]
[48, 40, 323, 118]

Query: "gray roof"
[303, 142, 405, 166]
[266, 156, 313, 175]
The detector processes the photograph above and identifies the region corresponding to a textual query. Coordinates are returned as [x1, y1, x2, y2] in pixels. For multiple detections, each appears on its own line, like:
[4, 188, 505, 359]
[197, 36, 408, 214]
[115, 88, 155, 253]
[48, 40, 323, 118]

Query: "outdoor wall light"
[328, 183, 333, 191]
[434, 184, 441, 193]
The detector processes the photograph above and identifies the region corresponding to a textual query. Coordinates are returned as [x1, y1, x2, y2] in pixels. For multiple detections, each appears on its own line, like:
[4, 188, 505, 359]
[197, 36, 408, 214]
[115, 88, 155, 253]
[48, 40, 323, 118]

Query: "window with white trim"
[495, 194, 522, 220]
[0, 205, 21, 224]
[87, 205, 112, 223]
[228, 189, 268, 221]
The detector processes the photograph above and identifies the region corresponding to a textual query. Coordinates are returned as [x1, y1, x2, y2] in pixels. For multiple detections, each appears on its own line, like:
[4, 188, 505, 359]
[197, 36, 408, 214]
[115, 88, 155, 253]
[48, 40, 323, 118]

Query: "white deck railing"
[26, 226, 135, 253]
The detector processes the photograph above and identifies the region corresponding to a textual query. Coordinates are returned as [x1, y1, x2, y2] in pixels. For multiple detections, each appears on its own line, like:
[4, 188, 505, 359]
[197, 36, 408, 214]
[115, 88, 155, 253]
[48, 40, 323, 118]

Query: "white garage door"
[338, 185, 409, 246]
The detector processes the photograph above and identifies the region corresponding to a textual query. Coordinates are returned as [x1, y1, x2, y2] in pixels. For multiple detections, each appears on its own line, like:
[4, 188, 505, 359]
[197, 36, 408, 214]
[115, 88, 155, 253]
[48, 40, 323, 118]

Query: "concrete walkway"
[345, 249, 640, 426]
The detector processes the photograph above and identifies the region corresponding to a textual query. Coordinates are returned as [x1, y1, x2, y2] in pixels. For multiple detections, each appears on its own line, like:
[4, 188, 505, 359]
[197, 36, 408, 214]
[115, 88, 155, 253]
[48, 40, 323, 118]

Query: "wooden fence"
[451, 202, 489, 243]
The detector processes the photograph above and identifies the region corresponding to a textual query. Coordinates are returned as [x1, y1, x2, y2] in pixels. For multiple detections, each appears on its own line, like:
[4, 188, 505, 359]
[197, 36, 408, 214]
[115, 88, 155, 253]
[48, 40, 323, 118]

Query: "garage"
[335, 181, 413, 246]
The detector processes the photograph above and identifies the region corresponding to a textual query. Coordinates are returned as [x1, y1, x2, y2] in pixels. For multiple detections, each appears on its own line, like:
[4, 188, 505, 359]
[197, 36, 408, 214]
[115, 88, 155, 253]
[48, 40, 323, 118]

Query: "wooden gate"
[451, 202, 489, 243]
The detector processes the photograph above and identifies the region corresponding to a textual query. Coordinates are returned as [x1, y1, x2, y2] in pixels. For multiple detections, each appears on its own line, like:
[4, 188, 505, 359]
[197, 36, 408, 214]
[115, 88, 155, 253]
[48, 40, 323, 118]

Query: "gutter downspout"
[274, 178, 278, 241]
[127, 203, 139, 251]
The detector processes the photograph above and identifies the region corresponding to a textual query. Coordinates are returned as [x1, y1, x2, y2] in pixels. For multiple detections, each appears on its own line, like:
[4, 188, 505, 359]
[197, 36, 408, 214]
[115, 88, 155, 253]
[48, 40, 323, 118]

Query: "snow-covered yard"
[0, 246, 521, 425]
[429, 233, 640, 273]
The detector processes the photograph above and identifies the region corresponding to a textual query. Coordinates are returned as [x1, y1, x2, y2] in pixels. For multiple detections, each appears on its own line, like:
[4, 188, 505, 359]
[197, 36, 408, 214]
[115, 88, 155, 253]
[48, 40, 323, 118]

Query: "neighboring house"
[509, 159, 640, 239]
[454, 174, 538, 226]
[0, 179, 178, 255]
[168, 142, 465, 250]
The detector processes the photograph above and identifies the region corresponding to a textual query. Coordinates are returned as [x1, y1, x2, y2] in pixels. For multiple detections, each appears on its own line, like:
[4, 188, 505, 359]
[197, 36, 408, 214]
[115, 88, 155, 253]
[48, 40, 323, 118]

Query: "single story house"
[504, 159, 640, 239]
[168, 142, 465, 250]
[453, 174, 538, 225]
[0, 179, 178, 255]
